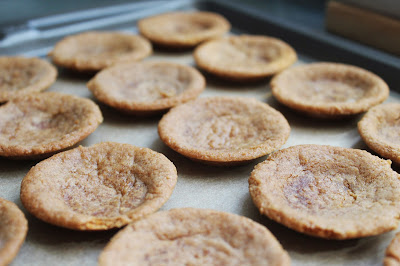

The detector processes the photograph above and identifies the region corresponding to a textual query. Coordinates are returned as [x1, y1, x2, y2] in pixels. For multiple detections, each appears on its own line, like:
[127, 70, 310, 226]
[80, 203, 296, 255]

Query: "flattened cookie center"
[62, 165, 147, 217]
[184, 115, 270, 150]
[377, 121, 400, 145]
[73, 42, 134, 59]
[0, 65, 42, 91]
[210, 41, 278, 67]
[170, 19, 214, 34]
[283, 171, 359, 213]
[113, 71, 190, 102]
[294, 79, 369, 103]
[141, 234, 244, 264]
[0, 109, 81, 147]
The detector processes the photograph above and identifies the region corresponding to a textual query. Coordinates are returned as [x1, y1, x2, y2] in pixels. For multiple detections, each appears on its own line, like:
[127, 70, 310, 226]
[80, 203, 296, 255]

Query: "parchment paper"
[1, 16, 400, 266]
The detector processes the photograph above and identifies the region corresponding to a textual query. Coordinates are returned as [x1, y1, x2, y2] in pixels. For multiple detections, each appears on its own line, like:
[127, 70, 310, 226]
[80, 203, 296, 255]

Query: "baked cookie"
[358, 103, 400, 164]
[138, 11, 230, 48]
[49, 31, 152, 71]
[0, 56, 57, 102]
[193, 35, 297, 81]
[249, 144, 400, 239]
[98, 208, 290, 266]
[20, 142, 177, 230]
[384, 232, 400, 266]
[0, 198, 28, 266]
[87, 61, 205, 115]
[271, 62, 389, 117]
[158, 96, 290, 165]
[0, 92, 102, 159]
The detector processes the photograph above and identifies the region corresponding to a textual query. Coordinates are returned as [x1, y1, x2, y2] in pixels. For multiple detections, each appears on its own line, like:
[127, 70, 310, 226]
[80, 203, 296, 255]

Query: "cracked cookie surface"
[20, 142, 177, 230]
[194, 35, 297, 81]
[49, 31, 152, 71]
[138, 12, 230, 47]
[0, 198, 28, 266]
[271, 62, 389, 117]
[98, 208, 290, 266]
[87, 61, 205, 114]
[249, 144, 400, 239]
[158, 96, 290, 165]
[358, 103, 400, 164]
[0, 92, 103, 159]
[0, 56, 57, 102]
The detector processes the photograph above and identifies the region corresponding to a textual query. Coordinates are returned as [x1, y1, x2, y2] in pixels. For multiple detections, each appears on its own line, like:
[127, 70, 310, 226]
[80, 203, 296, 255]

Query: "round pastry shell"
[249, 144, 400, 239]
[98, 208, 290, 266]
[271, 62, 389, 117]
[87, 61, 205, 115]
[194, 35, 297, 81]
[138, 11, 230, 47]
[158, 96, 290, 165]
[358, 103, 400, 164]
[49, 31, 152, 71]
[0, 56, 57, 102]
[20, 142, 178, 230]
[0, 92, 103, 159]
[0, 198, 28, 266]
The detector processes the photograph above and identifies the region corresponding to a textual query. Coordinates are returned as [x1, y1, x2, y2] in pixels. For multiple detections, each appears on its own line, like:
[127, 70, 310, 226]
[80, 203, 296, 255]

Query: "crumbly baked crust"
[249, 144, 400, 239]
[0, 198, 28, 266]
[0, 92, 103, 159]
[158, 96, 290, 165]
[358, 103, 400, 164]
[385, 232, 400, 266]
[87, 61, 205, 115]
[193, 35, 297, 81]
[138, 11, 230, 47]
[98, 208, 290, 266]
[271, 62, 389, 117]
[49, 31, 152, 71]
[0, 56, 57, 102]
[20, 142, 177, 230]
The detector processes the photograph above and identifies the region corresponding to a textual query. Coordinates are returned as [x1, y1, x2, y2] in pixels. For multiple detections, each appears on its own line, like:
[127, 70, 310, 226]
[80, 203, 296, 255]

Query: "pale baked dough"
[87, 61, 205, 115]
[20, 142, 177, 230]
[138, 11, 230, 47]
[0, 198, 28, 266]
[98, 208, 290, 266]
[194, 35, 297, 81]
[0, 56, 57, 102]
[158, 96, 290, 165]
[49, 31, 152, 71]
[0, 92, 103, 159]
[249, 144, 400, 239]
[358, 103, 400, 164]
[271, 62, 389, 117]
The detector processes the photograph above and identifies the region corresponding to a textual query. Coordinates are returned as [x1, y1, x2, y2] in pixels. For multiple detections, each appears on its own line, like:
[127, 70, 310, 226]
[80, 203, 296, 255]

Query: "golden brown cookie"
[0, 56, 57, 102]
[20, 142, 177, 230]
[138, 11, 230, 48]
[0, 92, 103, 159]
[384, 232, 400, 266]
[249, 144, 400, 240]
[0, 198, 28, 266]
[358, 103, 400, 164]
[271, 62, 389, 117]
[193, 35, 297, 81]
[158, 96, 290, 165]
[87, 61, 205, 115]
[98, 208, 290, 266]
[49, 31, 152, 71]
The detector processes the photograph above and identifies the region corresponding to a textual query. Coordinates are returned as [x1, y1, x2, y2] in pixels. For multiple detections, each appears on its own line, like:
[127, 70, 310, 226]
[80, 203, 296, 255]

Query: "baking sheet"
[1, 1, 400, 265]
